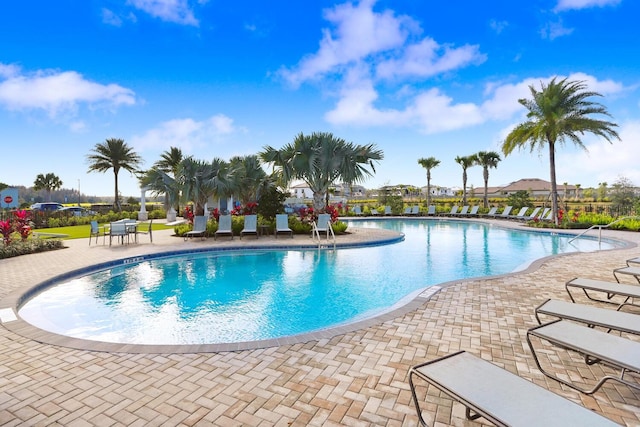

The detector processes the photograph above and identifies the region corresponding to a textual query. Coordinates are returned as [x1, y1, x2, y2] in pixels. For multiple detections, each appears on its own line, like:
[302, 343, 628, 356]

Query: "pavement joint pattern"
[0, 219, 639, 425]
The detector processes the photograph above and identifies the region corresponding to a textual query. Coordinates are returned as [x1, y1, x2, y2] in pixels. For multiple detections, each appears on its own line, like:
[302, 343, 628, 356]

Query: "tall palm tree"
[152, 147, 183, 213]
[417, 157, 440, 207]
[33, 173, 63, 202]
[261, 132, 383, 211]
[502, 78, 619, 225]
[177, 157, 235, 216]
[86, 138, 143, 211]
[475, 151, 501, 208]
[229, 154, 269, 206]
[454, 154, 477, 206]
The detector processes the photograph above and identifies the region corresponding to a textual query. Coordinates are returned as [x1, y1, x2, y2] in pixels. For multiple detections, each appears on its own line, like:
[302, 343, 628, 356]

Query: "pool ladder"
[311, 219, 336, 250]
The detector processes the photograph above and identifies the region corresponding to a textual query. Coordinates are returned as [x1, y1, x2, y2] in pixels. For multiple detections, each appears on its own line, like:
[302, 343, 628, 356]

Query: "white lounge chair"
[566, 277, 640, 310]
[483, 207, 498, 217]
[497, 205, 513, 218]
[452, 206, 469, 216]
[240, 214, 258, 239]
[410, 205, 420, 215]
[370, 207, 379, 216]
[184, 215, 208, 241]
[403, 206, 412, 215]
[314, 213, 332, 239]
[383, 206, 392, 215]
[508, 206, 529, 220]
[352, 205, 362, 216]
[426, 205, 436, 216]
[535, 298, 640, 336]
[527, 320, 640, 395]
[467, 206, 479, 216]
[613, 266, 640, 284]
[522, 207, 541, 221]
[214, 214, 233, 240]
[275, 214, 293, 238]
[409, 350, 618, 426]
[441, 205, 458, 216]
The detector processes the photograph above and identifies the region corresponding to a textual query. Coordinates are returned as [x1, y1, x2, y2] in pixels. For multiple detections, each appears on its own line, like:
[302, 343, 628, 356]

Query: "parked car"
[59, 206, 96, 216]
[30, 202, 63, 212]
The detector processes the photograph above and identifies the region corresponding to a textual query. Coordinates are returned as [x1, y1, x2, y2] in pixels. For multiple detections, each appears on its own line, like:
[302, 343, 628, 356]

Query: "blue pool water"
[19, 219, 618, 345]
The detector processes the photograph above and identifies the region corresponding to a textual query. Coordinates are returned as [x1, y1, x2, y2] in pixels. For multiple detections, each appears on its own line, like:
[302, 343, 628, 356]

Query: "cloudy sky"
[1, 0, 638, 198]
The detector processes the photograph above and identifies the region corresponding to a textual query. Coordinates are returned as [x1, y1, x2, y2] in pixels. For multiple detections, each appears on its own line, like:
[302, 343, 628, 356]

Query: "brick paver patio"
[1, 219, 639, 426]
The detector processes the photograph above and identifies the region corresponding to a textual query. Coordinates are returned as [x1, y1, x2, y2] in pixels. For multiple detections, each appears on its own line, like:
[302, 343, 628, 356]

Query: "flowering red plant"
[13, 209, 31, 241]
[210, 208, 220, 221]
[557, 209, 564, 223]
[325, 205, 339, 222]
[0, 219, 12, 246]
[298, 206, 316, 223]
[184, 205, 194, 224]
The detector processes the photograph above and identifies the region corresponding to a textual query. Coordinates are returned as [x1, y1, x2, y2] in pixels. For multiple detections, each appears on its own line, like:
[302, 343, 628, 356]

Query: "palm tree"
[454, 154, 478, 206]
[33, 173, 63, 202]
[502, 78, 619, 225]
[86, 138, 143, 211]
[229, 155, 270, 206]
[260, 132, 383, 211]
[153, 147, 183, 213]
[417, 157, 440, 207]
[475, 151, 501, 208]
[178, 157, 235, 216]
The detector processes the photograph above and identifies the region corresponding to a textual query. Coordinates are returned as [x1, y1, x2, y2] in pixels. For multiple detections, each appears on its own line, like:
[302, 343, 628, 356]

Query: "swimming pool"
[18, 219, 619, 347]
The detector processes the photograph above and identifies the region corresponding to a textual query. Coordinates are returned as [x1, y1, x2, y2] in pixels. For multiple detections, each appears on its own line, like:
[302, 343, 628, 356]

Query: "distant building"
[486, 178, 577, 198]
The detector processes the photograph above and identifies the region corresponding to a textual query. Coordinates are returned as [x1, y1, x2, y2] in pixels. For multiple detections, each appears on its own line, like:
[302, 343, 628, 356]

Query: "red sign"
[3, 196, 12, 204]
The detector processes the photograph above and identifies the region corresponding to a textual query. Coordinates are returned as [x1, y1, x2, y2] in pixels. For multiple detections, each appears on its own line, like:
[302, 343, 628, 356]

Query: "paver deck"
[1, 218, 639, 426]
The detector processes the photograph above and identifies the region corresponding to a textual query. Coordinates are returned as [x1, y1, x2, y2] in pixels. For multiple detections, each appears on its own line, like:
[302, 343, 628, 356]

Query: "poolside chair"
[313, 213, 332, 239]
[565, 277, 640, 310]
[370, 207, 379, 216]
[426, 205, 436, 216]
[467, 206, 479, 216]
[275, 213, 293, 238]
[352, 205, 362, 216]
[527, 320, 640, 395]
[184, 215, 208, 241]
[483, 206, 498, 217]
[384, 206, 392, 215]
[403, 206, 412, 215]
[214, 214, 234, 240]
[508, 206, 529, 220]
[539, 207, 550, 220]
[534, 299, 640, 336]
[497, 205, 513, 219]
[240, 214, 258, 239]
[409, 350, 618, 427]
[107, 222, 128, 246]
[452, 206, 469, 216]
[89, 220, 104, 245]
[136, 219, 153, 243]
[410, 205, 420, 216]
[522, 207, 541, 221]
[441, 205, 458, 216]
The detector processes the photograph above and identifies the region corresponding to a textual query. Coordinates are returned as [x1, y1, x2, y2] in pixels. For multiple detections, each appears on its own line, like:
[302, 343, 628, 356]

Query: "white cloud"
[540, 20, 574, 40]
[102, 8, 123, 26]
[555, 0, 621, 12]
[0, 64, 136, 117]
[130, 115, 240, 153]
[556, 120, 640, 186]
[127, 0, 198, 26]
[326, 72, 625, 134]
[376, 38, 486, 80]
[489, 19, 508, 34]
[280, 0, 415, 86]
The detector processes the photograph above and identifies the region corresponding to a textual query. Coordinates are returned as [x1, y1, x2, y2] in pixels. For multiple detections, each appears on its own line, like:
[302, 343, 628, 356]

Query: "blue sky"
[1, 0, 639, 199]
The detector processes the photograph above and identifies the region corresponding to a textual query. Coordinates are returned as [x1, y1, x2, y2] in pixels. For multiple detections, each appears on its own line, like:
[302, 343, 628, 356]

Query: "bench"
[565, 277, 640, 309]
[408, 350, 617, 426]
[535, 298, 640, 335]
[527, 320, 640, 395]
[613, 266, 640, 284]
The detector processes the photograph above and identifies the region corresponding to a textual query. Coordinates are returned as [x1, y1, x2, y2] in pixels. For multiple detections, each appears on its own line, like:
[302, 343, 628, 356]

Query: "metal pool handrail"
[568, 216, 640, 244]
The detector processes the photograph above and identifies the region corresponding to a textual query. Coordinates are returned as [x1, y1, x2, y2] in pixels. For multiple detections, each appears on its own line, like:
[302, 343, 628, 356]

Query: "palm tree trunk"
[426, 171, 432, 207]
[548, 141, 559, 226]
[113, 169, 120, 212]
[483, 169, 489, 208]
[462, 171, 467, 206]
[313, 192, 325, 212]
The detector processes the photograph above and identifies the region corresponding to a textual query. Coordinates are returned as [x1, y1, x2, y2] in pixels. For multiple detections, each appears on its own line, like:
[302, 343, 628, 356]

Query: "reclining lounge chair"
[184, 216, 208, 241]
[409, 350, 617, 426]
[214, 214, 234, 240]
[275, 214, 293, 238]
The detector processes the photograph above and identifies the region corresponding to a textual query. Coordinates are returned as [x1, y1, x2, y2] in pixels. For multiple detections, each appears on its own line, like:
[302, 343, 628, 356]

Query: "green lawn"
[34, 222, 175, 240]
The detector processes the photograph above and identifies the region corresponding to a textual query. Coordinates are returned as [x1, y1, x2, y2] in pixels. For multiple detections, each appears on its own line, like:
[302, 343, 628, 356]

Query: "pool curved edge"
[0, 221, 634, 354]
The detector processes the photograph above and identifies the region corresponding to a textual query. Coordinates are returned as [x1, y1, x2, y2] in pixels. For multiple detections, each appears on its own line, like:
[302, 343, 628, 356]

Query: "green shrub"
[289, 216, 312, 234]
[332, 220, 348, 234]
[0, 239, 64, 259]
